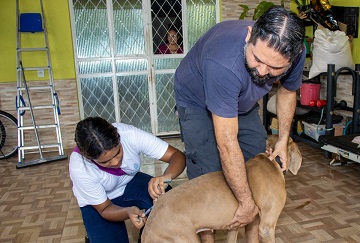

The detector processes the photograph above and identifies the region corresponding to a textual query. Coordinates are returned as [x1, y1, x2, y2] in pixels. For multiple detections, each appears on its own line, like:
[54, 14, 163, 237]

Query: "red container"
[300, 83, 321, 106]
[316, 99, 326, 108]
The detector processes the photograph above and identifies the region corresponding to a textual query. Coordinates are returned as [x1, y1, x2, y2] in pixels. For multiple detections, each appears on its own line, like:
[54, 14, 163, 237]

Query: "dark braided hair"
[75, 117, 120, 160]
[249, 6, 305, 62]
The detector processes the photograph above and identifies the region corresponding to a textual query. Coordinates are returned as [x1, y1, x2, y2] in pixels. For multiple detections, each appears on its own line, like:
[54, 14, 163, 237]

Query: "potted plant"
[239, 0, 285, 20]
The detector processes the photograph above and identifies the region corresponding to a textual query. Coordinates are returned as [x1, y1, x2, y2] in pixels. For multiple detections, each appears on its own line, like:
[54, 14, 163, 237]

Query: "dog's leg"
[258, 221, 275, 243]
[199, 230, 215, 243]
[244, 214, 259, 243]
[246, 152, 290, 243]
[257, 200, 285, 243]
[226, 229, 239, 243]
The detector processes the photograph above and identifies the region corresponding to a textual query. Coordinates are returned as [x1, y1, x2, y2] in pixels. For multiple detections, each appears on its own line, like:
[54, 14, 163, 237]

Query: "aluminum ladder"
[15, 0, 68, 168]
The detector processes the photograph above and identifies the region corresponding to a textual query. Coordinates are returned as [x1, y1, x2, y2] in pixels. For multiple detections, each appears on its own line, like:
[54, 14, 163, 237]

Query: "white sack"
[309, 28, 354, 79]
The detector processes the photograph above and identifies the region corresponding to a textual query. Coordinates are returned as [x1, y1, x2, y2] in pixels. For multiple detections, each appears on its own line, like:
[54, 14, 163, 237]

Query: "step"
[17, 47, 47, 52]
[17, 85, 53, 91]
[18, 124, 58, 130]
[18, 66, 50, 71]
[17, 105, 55, 110]
[19, 143, 61, 151]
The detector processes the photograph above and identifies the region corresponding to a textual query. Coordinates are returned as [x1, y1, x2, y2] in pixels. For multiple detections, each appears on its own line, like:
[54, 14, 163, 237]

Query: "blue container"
[19, 13, 43, 32]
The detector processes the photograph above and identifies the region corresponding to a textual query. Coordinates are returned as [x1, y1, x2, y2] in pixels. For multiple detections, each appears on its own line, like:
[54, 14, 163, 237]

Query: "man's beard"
[244, 44, 288, 85]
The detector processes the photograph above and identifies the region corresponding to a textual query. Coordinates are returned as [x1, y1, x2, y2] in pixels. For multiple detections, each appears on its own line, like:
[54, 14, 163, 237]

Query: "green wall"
[0, 0, 75, 83]
[1, 1, 359, 83]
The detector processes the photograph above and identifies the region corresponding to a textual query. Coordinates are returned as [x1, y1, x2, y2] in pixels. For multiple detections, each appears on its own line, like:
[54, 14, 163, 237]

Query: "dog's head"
[266, 135, 302, 175]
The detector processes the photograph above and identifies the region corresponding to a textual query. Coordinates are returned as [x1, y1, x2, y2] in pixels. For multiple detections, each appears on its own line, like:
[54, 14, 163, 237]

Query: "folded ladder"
[15, 0, 68, 168]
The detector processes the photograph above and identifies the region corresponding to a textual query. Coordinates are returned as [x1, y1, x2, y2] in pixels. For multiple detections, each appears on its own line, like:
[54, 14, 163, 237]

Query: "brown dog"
[141, 135, 302, 243]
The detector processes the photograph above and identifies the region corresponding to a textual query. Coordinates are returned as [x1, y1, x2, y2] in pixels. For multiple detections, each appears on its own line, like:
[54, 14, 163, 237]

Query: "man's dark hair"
[75, 116, 120, 160]
[249, 6, 305, 62]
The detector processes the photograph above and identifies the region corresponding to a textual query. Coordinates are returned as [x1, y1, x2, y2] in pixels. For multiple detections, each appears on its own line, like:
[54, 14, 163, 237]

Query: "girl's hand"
[148, 176, 171, 200]
[128, 206, 146, 229]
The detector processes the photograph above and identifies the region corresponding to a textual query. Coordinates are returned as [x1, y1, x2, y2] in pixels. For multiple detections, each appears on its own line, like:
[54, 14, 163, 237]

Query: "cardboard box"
[333, 124, 344, 136]
[271, 118, 278, 129]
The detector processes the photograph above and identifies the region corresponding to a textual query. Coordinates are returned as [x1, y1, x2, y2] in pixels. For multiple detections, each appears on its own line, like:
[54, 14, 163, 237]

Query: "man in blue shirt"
[174, 6, 305, 241]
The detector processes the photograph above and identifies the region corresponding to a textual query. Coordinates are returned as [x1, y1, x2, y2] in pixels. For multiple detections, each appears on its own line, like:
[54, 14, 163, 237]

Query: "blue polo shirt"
[174, 20, 306, 118]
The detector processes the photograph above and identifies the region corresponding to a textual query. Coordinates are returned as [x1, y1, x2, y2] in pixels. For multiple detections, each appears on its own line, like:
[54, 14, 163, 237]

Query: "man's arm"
[269, 84, 297, 170]
[212, 114, 258, 228]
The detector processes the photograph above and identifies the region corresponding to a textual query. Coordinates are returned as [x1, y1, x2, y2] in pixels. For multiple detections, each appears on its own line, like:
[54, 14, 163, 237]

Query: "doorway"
[68, 0, 218, 135]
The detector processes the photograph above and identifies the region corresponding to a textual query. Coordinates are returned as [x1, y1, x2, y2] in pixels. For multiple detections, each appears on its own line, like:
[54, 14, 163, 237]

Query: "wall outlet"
[37, 69, 44, 78]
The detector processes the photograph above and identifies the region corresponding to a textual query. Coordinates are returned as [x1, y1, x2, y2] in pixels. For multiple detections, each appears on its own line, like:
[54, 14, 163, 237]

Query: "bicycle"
[0, 110, 18, 159]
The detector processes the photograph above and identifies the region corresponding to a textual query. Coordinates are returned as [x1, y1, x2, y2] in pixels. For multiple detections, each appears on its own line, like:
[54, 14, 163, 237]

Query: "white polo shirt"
[69, 123, 168, 207]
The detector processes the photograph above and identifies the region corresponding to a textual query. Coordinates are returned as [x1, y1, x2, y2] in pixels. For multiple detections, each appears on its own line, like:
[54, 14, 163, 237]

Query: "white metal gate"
[68, 0, 218, 135]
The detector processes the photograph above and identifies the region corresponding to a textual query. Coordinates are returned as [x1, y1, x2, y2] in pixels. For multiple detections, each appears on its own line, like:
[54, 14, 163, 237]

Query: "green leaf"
[291, 0, 309, 6]
[291, 0, 301, 5]
[253, 1, 275, 20]
[239, 4, 250, 20]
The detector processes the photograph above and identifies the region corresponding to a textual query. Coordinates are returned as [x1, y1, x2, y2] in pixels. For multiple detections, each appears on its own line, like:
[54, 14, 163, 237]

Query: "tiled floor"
[1, 137, 360, 242]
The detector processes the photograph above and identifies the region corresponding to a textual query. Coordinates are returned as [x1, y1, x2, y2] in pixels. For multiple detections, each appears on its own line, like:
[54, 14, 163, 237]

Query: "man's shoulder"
[214, 20, 254, 28]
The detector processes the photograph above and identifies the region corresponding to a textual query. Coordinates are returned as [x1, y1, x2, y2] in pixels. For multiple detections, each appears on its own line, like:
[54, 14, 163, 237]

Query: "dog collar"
[275, 156, 286, 175]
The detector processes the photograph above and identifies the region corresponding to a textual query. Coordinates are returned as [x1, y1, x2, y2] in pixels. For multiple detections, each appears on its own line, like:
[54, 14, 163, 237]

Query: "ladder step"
[19, 144, 61, 151]
[19, 124, 58, 130]
[17, 105, 54, 110]
[17, 85, 53, 91]
[18, 66, 50, 71]
[17, 47, 47, 52]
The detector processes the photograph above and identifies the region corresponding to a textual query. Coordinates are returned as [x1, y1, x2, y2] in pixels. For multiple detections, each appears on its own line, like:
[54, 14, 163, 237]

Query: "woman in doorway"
[156, 27, 183, 54]
[69, 117, 186, 243]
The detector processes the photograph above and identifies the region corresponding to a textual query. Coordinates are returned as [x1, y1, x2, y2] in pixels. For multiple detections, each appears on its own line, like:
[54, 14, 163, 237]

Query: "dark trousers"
[177, 105, 267, 179]
[80, 172, 154, 243]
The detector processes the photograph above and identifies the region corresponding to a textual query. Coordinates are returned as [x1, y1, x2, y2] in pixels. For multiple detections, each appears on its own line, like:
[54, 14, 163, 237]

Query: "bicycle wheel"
[0, 111, 18, 159]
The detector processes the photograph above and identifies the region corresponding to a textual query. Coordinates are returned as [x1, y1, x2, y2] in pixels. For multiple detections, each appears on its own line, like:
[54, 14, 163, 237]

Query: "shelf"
[291, 130, 332, 158]
[297, 102, 323, 112]
[298, 102, 354, 113]
[291, 133, 321, 149]
[263, 64, 360, 153]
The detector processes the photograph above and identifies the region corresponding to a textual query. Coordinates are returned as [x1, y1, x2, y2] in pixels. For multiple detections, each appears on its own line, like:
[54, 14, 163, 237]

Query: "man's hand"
[227, 199, 259, 229]
[275, 86, 296, 172]
[267, 140, 288, 172]
[212, 114, 260, 229]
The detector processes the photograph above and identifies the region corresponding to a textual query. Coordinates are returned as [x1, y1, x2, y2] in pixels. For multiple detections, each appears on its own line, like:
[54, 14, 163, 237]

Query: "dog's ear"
[267, 135, 294, 149]
[266, 134, 278, 150]
[288, 141, 302, 175]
